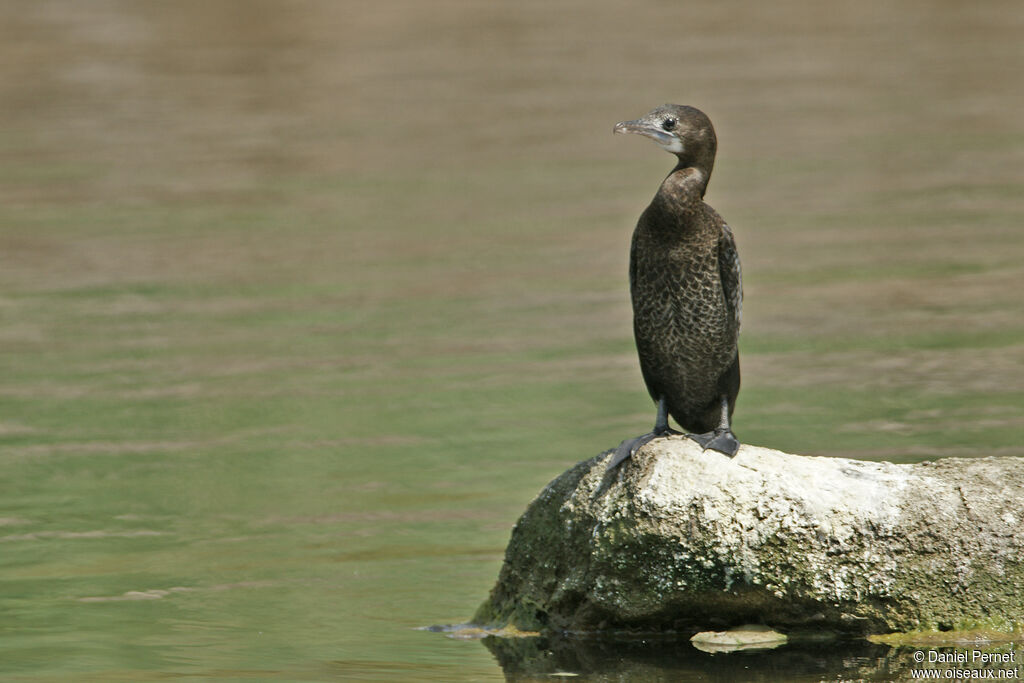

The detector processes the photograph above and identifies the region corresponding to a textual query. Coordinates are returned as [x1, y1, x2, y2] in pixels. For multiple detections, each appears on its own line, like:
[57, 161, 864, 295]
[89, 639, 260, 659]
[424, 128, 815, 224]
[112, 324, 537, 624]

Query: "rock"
[690, 624, 788, 652]
[690, 625, 786, 652]
[419, 623, 539, 640]
[473, 437, 1024, 635]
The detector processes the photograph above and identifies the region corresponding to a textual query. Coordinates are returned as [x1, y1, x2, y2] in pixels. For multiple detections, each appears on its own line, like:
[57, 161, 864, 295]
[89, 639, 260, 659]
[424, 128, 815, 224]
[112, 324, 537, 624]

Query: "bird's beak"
[613, 118, 674, 145]
[613, 119, 649, 136]
[614, 117, 683, 154]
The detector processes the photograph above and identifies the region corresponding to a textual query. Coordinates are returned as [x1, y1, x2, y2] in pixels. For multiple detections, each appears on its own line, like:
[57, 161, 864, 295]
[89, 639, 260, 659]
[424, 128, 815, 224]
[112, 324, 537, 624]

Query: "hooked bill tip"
[613, 120, 639, 135]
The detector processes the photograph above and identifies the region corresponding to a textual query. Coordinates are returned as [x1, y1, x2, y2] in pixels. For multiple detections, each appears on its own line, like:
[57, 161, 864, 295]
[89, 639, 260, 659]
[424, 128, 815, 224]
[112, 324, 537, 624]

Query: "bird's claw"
[687, 429, 740, 457]
[607, 428, 682, 470]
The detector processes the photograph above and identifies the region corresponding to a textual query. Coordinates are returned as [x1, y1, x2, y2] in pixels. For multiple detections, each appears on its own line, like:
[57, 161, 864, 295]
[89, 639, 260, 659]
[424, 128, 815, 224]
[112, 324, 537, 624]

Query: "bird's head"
[614, 104, 717, 177]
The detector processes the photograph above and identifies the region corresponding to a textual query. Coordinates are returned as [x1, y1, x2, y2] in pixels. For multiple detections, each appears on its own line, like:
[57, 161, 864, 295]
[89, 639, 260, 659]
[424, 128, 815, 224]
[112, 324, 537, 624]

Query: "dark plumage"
[608, 104, 743, 468]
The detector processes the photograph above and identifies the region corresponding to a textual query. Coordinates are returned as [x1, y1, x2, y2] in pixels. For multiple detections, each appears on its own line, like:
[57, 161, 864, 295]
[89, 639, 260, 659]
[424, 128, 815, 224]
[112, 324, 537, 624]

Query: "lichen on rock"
[473, 438, 1024, 635]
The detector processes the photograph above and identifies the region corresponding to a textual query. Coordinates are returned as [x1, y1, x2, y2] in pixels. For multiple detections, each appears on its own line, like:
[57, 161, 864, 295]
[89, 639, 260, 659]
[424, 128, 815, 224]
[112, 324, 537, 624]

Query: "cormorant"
[608, 104, 742, 469]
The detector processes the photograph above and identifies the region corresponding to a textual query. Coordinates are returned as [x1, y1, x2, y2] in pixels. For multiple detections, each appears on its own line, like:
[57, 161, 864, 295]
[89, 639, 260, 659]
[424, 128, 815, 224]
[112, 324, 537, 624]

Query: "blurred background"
[1, 0, 1021, 680]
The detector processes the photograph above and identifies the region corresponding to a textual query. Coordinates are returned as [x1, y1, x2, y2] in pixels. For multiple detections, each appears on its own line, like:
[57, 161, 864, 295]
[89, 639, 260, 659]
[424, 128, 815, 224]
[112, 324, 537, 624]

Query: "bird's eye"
[662, 118, 677, 131]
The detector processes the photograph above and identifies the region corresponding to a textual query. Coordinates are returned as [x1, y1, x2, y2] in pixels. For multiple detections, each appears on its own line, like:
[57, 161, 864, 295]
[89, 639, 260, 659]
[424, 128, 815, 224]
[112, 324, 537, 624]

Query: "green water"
[1, 1, 1022, 680]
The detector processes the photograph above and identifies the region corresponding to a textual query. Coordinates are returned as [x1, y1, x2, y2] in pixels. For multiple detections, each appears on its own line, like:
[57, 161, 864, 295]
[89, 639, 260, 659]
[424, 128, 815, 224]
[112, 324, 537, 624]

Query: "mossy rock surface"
[474, 439, 1024, 635]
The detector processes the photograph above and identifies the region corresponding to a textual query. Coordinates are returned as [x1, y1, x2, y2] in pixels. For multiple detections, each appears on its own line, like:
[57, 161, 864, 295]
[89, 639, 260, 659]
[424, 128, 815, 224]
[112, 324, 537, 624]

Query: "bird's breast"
[630, 227, 736, 363]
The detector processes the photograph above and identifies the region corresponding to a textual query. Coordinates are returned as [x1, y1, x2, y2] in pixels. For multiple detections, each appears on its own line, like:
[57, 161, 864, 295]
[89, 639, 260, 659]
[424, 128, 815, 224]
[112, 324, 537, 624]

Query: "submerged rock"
[473, 438, 1024, 635]
[690, 624, 788, 652]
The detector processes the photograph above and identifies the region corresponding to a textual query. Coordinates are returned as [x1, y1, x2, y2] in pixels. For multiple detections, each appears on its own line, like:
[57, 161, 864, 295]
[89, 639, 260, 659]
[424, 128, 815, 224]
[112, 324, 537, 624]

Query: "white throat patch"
[657, 138, 684, 154]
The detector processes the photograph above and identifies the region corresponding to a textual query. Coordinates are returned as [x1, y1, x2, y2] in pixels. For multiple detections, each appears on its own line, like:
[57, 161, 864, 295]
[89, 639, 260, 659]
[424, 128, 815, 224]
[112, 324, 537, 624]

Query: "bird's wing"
[718, 221, 743, 330]
[629, 231, 638, 291]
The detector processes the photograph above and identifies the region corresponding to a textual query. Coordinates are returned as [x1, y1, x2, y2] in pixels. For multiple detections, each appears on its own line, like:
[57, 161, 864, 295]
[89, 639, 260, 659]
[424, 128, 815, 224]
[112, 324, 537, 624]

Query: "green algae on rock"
[473, 438, 1024, 635]
[869, 622, 1024, 647]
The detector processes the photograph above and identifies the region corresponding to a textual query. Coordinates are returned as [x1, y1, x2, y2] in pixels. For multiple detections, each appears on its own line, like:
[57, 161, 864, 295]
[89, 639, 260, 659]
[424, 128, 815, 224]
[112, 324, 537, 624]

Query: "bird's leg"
[652, 395, 682, 437]
[687, 396, 740, 456]
[607, 397, 681, 470]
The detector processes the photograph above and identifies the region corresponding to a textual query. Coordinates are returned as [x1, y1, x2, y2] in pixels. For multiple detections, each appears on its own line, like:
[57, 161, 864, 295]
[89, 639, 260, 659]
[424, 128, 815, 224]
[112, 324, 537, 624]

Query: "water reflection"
[483, 636, 1021, 683]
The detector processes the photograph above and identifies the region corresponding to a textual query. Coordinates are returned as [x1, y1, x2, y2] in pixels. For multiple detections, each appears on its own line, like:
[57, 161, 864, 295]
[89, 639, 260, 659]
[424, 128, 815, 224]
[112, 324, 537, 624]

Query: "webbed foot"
[607, 427, 682, 471]
[687, 429, 740, 457]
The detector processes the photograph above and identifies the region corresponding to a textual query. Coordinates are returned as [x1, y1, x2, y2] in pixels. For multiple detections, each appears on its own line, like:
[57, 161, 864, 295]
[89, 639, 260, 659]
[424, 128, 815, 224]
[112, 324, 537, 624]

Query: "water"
[1, 1, 1022, 680]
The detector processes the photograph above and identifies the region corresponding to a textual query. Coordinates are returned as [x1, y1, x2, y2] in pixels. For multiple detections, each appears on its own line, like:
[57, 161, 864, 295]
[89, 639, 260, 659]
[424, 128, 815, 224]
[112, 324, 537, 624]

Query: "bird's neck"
[669, 162, 711, 198]
[651, 166, 708, 217]
[638, 165, 715, 242]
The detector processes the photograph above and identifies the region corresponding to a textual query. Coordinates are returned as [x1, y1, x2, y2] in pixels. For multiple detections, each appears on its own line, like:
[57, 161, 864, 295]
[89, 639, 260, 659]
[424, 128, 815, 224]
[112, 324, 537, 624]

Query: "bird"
[607, 104, 743, 469]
